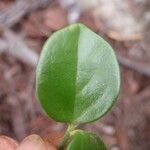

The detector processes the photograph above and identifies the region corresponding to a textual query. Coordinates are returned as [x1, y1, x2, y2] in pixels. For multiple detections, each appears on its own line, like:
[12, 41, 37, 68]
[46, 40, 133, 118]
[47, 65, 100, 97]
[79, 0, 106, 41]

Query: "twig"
[118, 55, 150, 77]
[115, 117, 130, 150]
[8, 96, 27, 140]
[135, 85, 150, 101]
[0, 27, 38, 67]
[0, 0, 52, 27]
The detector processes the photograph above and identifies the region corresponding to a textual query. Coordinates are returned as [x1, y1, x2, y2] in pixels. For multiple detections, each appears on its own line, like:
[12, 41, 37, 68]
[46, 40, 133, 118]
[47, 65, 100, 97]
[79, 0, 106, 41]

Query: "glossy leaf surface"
[67, 130, 106, 150]
[36, 23, 120, 124]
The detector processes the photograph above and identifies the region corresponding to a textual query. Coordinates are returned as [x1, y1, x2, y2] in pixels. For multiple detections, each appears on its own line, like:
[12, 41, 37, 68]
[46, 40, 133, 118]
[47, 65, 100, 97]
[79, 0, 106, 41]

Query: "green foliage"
[36, 23, 120, 149]
[36, 23, 120, 124]
[66, 130, 106, 150]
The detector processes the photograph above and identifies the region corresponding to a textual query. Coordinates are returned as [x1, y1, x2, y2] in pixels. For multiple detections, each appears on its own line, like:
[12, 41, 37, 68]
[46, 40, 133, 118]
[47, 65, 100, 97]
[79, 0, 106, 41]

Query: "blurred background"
[0, 0, 150, 150]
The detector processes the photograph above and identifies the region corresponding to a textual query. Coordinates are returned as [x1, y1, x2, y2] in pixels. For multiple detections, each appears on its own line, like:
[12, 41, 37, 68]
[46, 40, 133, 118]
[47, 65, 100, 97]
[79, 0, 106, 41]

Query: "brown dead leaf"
[23, 11, 51, 38]
[79, 11, 99, 32]
[17, 134, 56, 150]
[108, 30, 143, 41]
[0, 136, 18, 150]
[45, 6, 68, 31]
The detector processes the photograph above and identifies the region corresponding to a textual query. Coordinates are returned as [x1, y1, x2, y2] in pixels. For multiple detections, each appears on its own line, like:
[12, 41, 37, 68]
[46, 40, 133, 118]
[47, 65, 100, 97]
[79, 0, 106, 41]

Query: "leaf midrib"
[72, 24, 82, 123]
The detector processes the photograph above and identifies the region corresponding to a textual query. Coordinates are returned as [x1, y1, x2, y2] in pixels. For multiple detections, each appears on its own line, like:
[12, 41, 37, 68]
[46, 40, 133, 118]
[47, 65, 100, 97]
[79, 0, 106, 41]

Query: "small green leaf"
[66, 130, 106, 150]
[36, 23, 120, 124]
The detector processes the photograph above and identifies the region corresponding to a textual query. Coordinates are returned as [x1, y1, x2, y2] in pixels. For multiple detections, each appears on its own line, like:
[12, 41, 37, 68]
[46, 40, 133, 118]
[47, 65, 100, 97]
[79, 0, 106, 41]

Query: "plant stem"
[58, 124, 78, 150]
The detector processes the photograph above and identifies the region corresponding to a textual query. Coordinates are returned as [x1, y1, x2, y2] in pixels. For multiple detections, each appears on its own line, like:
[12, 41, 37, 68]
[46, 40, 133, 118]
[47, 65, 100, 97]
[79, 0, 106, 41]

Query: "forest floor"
[0, 0, 150, 150]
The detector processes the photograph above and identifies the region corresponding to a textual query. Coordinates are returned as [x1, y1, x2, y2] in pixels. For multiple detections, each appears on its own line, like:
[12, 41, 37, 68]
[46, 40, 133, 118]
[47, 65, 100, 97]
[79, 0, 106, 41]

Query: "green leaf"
[36, 23, 120, 124]
[66, 130, 106, 150]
